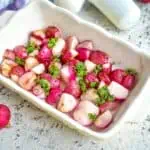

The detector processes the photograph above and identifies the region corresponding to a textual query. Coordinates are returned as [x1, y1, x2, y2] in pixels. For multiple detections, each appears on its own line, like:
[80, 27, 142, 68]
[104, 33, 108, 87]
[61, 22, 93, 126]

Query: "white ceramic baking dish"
[0, 0, 150, 140]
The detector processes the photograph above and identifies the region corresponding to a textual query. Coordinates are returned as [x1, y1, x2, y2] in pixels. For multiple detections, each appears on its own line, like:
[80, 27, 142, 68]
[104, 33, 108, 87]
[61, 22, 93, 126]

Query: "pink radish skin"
[3, 49, 15, 61]
[45, 26, 62, 38]
[66, 36, 79, 50]
[14, 45, 27, 59]
[29, 36, 42, 46]
[103, 63, 112, 74]
[99, 101, 120, 113]
[46, 88, 62, 105]
[32, 85, 46, 99]
[1, 59, 17, 77]
[90, 50, 109, 65]
[76, 40, 94, 50]
[52, 38, 66, 56]
[73, 100, 99, 126]
[37, 45, 52, 67]
[94, 110, 113, 129]
[61, 65, 76, 83]
[32, 29, 46, 40]
[64, 80, 81, 98]
[11, 66, 25, 82]
[0, 104, 11, 129]
[76, 48, 91, 61]
[108, 81, 129, 99]
[57, 93, 77, 113]
[25, 57, 39, 71]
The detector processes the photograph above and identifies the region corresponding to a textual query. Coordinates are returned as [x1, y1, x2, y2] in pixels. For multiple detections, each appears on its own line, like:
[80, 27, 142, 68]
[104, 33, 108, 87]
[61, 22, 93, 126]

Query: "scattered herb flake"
[75, 62, 87, 77]
[96, 86, 114, 106]
[88, 113, 97, 121]
[126, 68, 137, 76]
[90, 82, 98, 88]
[39, 79, 50, 94]
[79, 78, 87, 93]
[49, 64, 60, 77]
[26, 42, 36, 54]
[15, 57, 25, 66]
[48, 38, 58, 48]
[94, 64, 102, 74]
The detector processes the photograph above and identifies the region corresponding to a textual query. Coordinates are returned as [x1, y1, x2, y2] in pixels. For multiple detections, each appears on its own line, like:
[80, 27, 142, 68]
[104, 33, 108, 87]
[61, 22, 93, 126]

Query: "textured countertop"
[0, 1, 150, 150]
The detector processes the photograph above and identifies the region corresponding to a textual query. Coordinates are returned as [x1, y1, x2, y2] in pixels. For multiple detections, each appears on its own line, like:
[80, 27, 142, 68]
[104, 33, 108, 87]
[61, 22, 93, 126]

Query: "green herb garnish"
[126, 68, 137, 76]
[48, 38, 58, 48]
[39, 79, 50, 94]
[96, 86, 114, 106]
[15, 57, 25, 66]
[49, 64, 60, 77]
[75, 62, 87, 77]
[90, 82, 98, 88]
[79, 78, 87, 93]
[88, 113, 97, 121]
[94, 64, 102, 74]
[53, 56, 60, 62]
[26, 42, 36, 54]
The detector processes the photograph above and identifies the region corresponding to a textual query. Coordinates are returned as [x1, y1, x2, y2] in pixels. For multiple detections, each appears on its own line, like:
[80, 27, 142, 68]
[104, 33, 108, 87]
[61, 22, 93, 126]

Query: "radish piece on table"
[3, 49, 15, 61]
[66, 36, 79, 50]
[0, 104, 11, 129]
[32, 64, 45, 74]
[14, 45, 27, 59]
[45, 26, 62, 38]
[25, 57, 39, 71]
[103, 63, 112, 74]
[32, 29, 46, 40]
[108, 81, 129, 99]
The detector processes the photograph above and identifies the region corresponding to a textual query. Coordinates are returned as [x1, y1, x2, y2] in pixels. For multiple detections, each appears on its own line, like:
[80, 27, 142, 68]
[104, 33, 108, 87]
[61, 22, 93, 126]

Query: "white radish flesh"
[85, 60, 96, 73]
[73, 100, 99, 126]
[25, 57, 39, 71]
[57, 93, 77, 113]
[81, 89, 99, 103]
[32, 64, 45, 74]
[108, 81, 129, 99]
[52, 38, 65, 56]
[94, 110, 113, 129]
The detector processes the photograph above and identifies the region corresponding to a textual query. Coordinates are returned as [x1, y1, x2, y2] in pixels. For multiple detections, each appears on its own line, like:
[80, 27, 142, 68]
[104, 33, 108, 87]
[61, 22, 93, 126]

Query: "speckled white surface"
[0, 1, 150, 150]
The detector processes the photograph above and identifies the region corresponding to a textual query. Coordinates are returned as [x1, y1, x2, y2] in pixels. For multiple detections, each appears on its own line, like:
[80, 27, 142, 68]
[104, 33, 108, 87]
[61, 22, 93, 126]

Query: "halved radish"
[81, 89, 99, 103]
[32, 64, 45, 74]
[46, 88, 62, 105]
[14, 45, 27, 59]
[52, 38, 66, 56]
[66, 36, 79, 50]
[1, 59, 17, 77]
[11, 66, 25, 82]
[32, 85, 46, 99]
[3, 49, 15, 61]
[76, 40, 94, 50]
[98, 72, 111, 85]
[32, 29, 46, 40]
[57, 93, 77, 113]
[108, 81, 129, 99]
[89, 50, 109, 65]
[29, 36, 42, 46]
[110, 69, 125, 84]
[94, 110, 113, 129]
[61, 65, 76, 83]
[85, 60, 96, 73]
[45, 26, 61, 38]
[76, 48, 91, 61]
[103, 63, 112, 74]
[73, 100, 99, 126]
[64, 80, 81, 98]
[99, 101, 120, 113]
[25, 57, 39, 71]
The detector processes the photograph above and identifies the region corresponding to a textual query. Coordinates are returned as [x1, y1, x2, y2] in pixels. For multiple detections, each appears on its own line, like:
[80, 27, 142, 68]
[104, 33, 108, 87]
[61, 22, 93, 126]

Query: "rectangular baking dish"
[0, 0, 150, 140]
